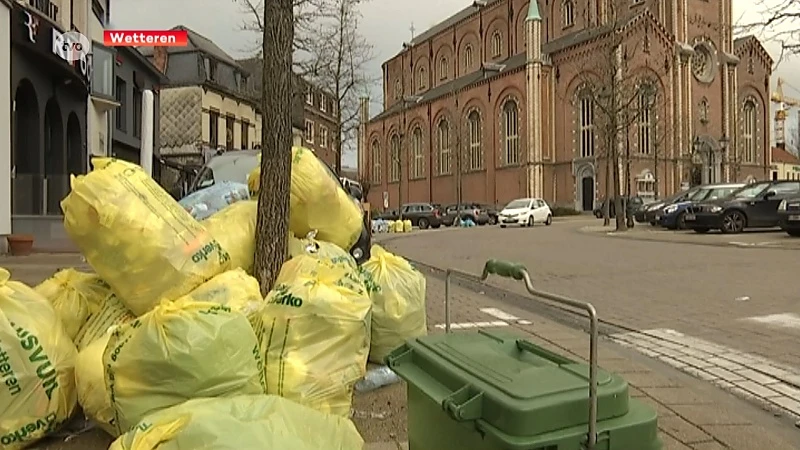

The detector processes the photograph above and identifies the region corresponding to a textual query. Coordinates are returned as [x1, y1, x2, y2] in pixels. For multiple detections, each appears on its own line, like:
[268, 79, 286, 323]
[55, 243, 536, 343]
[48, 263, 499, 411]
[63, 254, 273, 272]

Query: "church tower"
[525, 1, 543, 198]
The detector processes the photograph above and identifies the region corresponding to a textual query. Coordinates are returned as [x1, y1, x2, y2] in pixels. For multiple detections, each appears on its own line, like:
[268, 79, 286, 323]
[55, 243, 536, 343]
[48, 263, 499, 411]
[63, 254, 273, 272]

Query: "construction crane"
[770, 77, 800, 148]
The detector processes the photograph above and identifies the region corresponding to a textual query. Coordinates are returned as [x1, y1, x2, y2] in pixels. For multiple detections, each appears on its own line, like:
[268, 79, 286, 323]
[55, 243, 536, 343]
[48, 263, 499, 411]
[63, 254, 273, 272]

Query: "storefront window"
[92, 42, 115, 98]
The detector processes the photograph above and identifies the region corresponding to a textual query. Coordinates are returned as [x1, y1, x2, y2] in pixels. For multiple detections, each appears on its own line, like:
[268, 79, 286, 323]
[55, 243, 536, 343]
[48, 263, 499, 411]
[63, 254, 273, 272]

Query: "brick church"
[357, 0, 772, 211]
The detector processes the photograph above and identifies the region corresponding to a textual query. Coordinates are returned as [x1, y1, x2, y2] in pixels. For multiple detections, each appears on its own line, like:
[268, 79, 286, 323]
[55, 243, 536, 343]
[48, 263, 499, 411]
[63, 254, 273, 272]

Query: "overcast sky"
[111, 0, 800, 166]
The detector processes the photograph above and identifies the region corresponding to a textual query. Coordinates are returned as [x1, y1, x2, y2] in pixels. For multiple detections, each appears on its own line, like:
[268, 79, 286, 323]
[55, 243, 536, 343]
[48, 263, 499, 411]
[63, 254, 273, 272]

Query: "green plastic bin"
[386, 329, 661, 450]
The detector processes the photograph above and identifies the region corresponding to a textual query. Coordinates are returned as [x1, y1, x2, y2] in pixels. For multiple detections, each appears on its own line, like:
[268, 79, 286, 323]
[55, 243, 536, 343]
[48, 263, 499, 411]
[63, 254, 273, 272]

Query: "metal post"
[444, 270, 451, 333]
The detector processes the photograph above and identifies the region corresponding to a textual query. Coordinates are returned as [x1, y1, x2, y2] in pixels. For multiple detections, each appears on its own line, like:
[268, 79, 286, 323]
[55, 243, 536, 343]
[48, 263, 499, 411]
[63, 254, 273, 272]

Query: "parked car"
[777, 197, 800, 237]
[478, 203, 500, 225]
[659, 183, 743, 230]
[637, 187, 701, 225]
[441, 203, 491, 226]
[188, 149, 372, 263]
[374, 209, 398, 220]
[399, 203, 443, 229]
[685, 180, 800, 234]
[498, 198, 552, 227]
[594, 196, 645, 219]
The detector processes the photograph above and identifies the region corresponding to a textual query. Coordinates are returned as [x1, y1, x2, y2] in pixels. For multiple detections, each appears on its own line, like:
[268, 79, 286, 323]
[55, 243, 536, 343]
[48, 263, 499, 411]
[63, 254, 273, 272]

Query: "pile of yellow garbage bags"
[0, 152, 429, 448]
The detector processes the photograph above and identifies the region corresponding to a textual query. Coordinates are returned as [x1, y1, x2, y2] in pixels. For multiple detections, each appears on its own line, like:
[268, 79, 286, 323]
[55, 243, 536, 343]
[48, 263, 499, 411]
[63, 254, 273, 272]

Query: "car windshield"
[702, 187, 739, 201]
[195, 154, 260, 189]
[732, 183, 769, 199]
[689, 188, 711, 201]
[505, 199, 530, 209]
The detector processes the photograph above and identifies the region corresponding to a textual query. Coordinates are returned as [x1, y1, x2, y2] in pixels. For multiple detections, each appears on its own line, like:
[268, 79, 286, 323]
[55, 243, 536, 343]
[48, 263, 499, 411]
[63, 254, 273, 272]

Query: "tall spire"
[526, 0, 541, 21]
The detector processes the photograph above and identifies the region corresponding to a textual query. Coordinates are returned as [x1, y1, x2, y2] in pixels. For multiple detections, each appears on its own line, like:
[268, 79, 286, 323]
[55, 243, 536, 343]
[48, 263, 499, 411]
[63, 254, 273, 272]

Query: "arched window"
[742, 100, 756, 163]
[579, 93, 595, 158]
[389, 134, 400, 181]
[394, 79, 401, 99]
[417, 66, 426, 90]
[439, 56, 448, 80]
[468, 110, 483, 170]
[491, 31, 502, 58]
[502, 100, 519, 165]
[370, 140, 381, 183]
[563, 0, 574, 27]
[438, 119, 451, 174]
[411, 126, 424, 178]
[464, 45, 473, 71]
[637, 85, 655, 154]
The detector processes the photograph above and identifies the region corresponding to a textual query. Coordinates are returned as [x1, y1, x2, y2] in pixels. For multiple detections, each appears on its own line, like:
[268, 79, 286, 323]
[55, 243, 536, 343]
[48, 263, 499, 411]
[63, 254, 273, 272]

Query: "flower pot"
[6, 234, 34, 256]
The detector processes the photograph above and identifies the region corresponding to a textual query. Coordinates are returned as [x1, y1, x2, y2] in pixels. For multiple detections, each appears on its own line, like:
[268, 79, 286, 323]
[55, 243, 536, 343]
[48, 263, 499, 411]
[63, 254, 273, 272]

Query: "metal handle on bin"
[444, 260, 599, 450]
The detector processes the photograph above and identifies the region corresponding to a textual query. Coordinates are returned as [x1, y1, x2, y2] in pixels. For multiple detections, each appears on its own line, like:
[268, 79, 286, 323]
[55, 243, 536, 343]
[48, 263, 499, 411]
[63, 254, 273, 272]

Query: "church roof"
[526, 0, 541, 20]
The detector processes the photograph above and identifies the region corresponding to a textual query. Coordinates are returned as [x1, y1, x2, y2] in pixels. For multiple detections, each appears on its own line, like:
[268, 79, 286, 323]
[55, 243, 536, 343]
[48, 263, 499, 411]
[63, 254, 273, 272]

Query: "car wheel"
[527, 216, 534, 227]
[594, 210, 603, 219]
[787, 230, 800, 237]
[545, 215, 552, 226]
[720, 211, 746, 234]
[488, 216, 497, 225]
[692, 227, 710, 234]
[500, 224, 506, 228]
[418, 218, 430, 230]
[432, 224, 440, 229]
[675, 212, 687, 230]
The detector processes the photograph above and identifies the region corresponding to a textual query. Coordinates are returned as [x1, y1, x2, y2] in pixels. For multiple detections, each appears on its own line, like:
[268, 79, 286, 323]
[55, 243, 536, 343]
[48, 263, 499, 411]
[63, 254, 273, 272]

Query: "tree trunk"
[603, 149, 611, 226]
[253, 0, 294, 295]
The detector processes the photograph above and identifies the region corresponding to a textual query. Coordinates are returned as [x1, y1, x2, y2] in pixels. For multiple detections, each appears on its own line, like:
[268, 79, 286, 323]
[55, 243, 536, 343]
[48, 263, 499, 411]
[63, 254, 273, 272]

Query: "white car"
[498, 198, 553, 227]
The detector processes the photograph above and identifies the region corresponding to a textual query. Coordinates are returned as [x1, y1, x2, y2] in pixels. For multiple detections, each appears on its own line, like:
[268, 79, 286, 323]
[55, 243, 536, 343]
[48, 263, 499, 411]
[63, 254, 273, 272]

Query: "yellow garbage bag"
[73, 293, 135, 352]
[251, 255, 371, 416]
[0, 268, 77, 450]
[361, 245, 427, 363]
[61, 158, 231, 316]
[403, 219, 412, 232]
[287, 232, 358, 271]
[202, 201, 257, 273]
[392, 220, 404, 233]
[108, 395, 364, 450]
[34, 269, 113, 340]
[249, 148, 363, 251]
[180, 269, 263, 320]
[104, 298, 265, 433]
[75, 332, 117, 436]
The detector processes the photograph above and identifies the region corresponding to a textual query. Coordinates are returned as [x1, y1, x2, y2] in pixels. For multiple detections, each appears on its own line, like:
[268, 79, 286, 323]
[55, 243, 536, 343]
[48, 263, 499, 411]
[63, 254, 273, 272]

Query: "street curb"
[576, 226, 800, 251]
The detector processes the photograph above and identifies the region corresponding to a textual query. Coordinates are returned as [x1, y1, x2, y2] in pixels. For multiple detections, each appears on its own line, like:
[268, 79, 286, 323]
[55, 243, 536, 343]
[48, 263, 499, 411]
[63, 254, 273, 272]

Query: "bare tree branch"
[737, 0, 800, 67]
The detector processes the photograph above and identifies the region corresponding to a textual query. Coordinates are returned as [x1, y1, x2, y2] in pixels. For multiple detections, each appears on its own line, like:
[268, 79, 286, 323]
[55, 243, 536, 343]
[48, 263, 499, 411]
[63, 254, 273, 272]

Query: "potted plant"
[6, 234, 34, 256]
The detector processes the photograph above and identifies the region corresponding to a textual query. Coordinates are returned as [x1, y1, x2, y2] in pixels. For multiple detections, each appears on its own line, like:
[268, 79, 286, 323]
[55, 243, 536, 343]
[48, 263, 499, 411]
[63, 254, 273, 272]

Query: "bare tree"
[564, 1, 664, 230]
[253, 0, 294, 294]
[739, 0, 800, 65]
[301, 0, 375, 173]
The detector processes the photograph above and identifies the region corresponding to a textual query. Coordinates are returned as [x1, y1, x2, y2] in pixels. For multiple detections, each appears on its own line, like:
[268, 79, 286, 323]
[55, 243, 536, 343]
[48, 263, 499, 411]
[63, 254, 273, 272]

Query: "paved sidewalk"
[375, 269, 800, 449]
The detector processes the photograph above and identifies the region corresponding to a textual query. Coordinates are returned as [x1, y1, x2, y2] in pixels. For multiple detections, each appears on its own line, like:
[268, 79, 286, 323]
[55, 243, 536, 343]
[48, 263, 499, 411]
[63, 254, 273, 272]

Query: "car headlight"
[778, 199, 787, 211]
[709, 206, 722, 213]
[664, 205, 678, 214]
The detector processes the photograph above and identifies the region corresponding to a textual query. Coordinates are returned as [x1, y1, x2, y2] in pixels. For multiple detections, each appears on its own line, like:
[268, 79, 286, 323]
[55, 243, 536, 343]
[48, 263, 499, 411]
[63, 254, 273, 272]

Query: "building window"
[306, 86, 313, 104]
[327, 98, 335, 113]
[503, 100, 519, 165]
[208, 110, 219, 148]
[206, 58, 217, 81]
[389, 134, 400, 182]
[91, 42, 115, 98]
[491, 32, 502, 58]
[417, 66, 426, 90]
[742, 100, 756, 163]
[305, 119, 315, 143]
[320, 93, 327, 112]
[439, 56, 448, 80]
[371, 140, 381, 183]
[636, 171, 656, 198]
[320, 126, 328, 148]
[637, 88, 653, 154]
[226, 115, 235, 150]
[438, 118, 451, 174]
[241, 121, 249, 149]
[394, 79, 402, 99]
[132, 84, 142, 138]
[563, 0, 574, 27]
[234, 72, 242, 90]
[411, 127, 424, 178]
[579, 95, 595, 158]
[467, 110, 483, 170]
[464, 45, 473, 71]
[92, 0, 106, 25]
[115, 77, 126, 131]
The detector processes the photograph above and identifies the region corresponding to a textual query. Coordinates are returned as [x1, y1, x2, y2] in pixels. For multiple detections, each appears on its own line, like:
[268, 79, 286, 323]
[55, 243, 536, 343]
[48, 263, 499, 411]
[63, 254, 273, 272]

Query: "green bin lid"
[387, 329, 629, 437]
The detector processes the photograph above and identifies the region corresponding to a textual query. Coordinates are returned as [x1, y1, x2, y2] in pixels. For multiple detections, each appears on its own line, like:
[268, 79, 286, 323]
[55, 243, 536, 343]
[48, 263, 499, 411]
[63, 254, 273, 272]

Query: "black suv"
[777, 196, 800, 237]
[399, 203, 443, 229]
[685, 180, 800, 234]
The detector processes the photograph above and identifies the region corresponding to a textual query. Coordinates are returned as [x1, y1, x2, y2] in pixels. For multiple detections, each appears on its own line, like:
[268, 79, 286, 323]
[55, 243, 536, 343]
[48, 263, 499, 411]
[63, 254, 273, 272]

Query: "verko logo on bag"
[10, 322, 59, 399]
[269, 286, 304, 307]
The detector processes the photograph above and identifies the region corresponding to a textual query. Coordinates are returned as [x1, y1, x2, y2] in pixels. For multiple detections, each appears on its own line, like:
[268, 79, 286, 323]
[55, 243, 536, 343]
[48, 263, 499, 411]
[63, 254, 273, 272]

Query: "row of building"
[1, 0, 338, 244]
[356, 0, 779, 212]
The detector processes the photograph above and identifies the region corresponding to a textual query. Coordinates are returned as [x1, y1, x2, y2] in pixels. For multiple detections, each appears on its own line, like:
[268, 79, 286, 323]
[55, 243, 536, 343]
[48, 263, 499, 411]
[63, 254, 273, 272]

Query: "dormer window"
[306, 86, 313, 104]
[320, 93, 327, 112]
[234, 72, 242, 89]
[204, 57, 217, 81]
